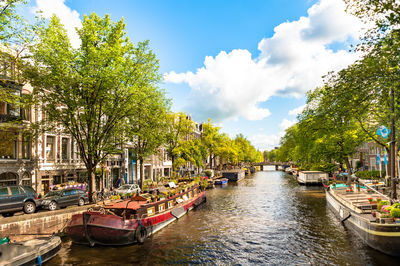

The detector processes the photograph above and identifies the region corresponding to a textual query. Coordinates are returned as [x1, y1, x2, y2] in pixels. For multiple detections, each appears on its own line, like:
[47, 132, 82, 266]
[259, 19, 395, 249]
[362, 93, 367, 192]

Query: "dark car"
[40, 188, 89, 211]
[0, 185, 39, 217]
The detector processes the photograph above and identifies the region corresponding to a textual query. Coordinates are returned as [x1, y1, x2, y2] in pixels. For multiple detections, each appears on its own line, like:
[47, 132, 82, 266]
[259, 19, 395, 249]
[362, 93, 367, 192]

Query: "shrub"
[391, 208, 400, 218]
[392, 203, 400, 209]
[356, 170, 385, 180]
[204, 170, 212, 178]
[378, 200, 389, 212]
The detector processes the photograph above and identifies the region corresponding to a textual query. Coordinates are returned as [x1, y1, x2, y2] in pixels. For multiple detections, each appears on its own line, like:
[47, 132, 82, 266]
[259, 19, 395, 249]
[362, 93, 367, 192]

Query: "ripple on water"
[48, 171, 399, 265]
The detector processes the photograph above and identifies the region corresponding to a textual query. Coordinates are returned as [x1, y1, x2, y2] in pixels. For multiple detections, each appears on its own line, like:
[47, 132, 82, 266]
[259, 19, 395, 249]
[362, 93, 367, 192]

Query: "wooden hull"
[65, 191, 206, 246]
[326, 188, 400, 256]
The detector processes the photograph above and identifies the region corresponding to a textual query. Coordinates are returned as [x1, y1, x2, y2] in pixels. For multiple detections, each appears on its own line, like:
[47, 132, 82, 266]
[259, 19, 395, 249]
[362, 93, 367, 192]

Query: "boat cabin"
[298, 171, 328, 185]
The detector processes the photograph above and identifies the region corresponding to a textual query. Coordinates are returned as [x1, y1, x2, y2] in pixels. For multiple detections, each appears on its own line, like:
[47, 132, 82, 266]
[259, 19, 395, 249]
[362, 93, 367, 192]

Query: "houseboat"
[297, 171, 328, 185]
[222, 169, 245, 182]
[326, 183, 400, 256]
[64, 184, 206, 246]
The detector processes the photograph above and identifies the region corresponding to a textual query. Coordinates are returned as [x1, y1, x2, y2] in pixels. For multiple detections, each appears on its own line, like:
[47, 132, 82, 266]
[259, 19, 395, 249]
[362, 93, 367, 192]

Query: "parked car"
[0, 185, 39, 217]
[41, 188, 89, 211]
[115, 184, 141, 195]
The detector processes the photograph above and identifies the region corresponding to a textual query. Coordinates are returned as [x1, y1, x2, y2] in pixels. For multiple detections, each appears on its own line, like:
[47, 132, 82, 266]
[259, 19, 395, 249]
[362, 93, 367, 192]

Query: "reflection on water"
[49, 171, 398, 265]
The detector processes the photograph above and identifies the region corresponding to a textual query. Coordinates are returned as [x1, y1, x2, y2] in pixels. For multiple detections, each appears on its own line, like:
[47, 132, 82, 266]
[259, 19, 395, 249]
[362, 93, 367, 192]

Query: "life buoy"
[135, 225, 147, 244]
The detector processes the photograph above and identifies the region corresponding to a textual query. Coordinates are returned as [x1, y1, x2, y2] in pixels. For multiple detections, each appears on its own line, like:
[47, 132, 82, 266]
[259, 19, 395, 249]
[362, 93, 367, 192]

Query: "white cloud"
[33, 0, 82, 48]
[165, 0, 365, 122]
[250, 134, 282, 151]
[250, 118, 297, 150]
[279, 119, 296, 131]
[288, 104, 307, 116]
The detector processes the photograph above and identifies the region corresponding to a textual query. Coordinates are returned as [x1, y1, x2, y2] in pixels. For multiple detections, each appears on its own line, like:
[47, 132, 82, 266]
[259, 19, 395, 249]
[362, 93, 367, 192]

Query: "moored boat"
[64, 184, 206, 246]
[222, 170, 245, 182]
[214, 178, 228, 185]
[0, 235, 61, 265]
[297, 171, 328, 185]
[326, 183, 400, 256]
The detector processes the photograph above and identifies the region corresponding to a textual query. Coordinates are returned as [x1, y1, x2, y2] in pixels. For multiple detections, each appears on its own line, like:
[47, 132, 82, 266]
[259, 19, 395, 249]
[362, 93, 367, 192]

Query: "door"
[9, 186, 25, 210]
[59, 190, 72, 207]
[0, 187, 10, 211]
[69, 189, 80, 205]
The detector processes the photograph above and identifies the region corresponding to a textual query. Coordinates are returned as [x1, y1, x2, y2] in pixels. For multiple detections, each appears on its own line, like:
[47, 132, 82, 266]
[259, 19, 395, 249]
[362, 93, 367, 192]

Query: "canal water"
[49, 170, 398, 265]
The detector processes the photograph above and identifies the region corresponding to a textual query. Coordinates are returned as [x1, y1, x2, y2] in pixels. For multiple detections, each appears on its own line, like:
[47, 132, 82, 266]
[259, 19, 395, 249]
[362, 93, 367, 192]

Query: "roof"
[300, 171, 327, 174]
[105, 199, 147, 210]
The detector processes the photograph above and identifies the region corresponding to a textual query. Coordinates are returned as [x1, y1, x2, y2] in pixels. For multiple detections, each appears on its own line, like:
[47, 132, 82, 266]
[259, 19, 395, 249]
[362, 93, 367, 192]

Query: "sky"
[22, 0, 366, 151]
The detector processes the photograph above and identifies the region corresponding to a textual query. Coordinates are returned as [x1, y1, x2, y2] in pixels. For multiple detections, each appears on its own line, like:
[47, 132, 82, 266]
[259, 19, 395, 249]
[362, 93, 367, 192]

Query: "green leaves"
[25, 12, 165, 192]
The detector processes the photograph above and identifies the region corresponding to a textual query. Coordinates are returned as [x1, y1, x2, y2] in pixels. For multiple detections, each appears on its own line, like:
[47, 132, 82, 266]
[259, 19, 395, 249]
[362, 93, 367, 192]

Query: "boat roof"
[300, 171, 326, 174]
[105, 199, 148, 210]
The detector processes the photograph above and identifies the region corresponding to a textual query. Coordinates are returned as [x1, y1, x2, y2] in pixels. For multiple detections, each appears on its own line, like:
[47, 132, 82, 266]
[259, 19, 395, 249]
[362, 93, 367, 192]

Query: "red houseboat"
[64, 184, 206, 246]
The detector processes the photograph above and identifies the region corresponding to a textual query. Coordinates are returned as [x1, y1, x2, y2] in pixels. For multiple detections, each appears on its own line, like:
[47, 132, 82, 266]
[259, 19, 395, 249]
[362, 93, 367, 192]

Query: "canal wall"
[0, 204, 94, 242]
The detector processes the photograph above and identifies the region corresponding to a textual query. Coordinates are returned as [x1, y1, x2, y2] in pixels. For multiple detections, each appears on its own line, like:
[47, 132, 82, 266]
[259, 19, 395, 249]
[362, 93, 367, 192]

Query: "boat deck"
[332, 187, 389, 213]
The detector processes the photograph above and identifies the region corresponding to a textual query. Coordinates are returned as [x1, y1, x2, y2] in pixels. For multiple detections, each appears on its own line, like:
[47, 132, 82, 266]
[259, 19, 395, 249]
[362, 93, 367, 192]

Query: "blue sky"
[23, 0, 365, 151]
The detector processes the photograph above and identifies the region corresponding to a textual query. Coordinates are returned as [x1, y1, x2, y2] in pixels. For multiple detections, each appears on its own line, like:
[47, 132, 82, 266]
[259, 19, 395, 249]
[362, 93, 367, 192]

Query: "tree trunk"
[344, 157, 352, 185]
[88, 167, 96, 203]
[209, 154, 213, 169]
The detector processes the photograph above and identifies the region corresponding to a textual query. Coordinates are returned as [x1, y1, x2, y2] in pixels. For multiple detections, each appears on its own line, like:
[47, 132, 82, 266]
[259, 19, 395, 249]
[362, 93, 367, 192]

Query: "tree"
[126, 85, 170, 190]
[200, 119, 221, 169]
[0, 0, 39, 130]
[165, 112, 195, 173]
[172, 138, 206, 175]
[215, 133, 238, 167]
[25, 14, 161, 199]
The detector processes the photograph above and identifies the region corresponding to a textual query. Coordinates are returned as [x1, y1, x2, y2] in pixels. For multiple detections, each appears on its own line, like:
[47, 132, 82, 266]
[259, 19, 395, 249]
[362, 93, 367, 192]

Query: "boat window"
[158, 203, 165, 212]
[188, 191, 192, 198]
[168, 200, 173, 209]
[147, 206, 155, 216]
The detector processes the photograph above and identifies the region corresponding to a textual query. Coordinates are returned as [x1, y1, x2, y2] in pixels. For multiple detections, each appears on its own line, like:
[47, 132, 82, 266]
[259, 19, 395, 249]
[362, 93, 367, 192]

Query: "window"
[21, 172, 31, 186]
[0, 187, 9, 196]
[53, 175, 61, 185]
[10, 186, 21, 195]
[46, 136, 55, 161]
[0, 131, 17, 159]
[168, 200, 173, 209]
[71, 139, 74, 161]
[62, 138, 69, 162]
[147, 206, 155, 216]
[0, 102, 6, 115]
[22, 134, 31, 159]
[158, 203, 165, 212]
[0, 172, 17, 186]
[21, 107, 30, 121]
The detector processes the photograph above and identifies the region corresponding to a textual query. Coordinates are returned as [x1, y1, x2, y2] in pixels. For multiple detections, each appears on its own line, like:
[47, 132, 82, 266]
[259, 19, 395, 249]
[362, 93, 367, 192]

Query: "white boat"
[297, 171, 328, 185]
[0, 236, 61, 265]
